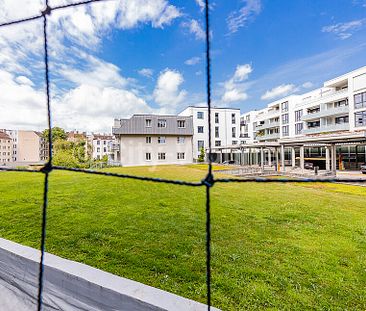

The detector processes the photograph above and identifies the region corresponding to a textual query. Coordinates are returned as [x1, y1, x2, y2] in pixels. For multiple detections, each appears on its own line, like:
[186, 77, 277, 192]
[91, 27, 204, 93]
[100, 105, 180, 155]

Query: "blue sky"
[0, 0, 366, 131]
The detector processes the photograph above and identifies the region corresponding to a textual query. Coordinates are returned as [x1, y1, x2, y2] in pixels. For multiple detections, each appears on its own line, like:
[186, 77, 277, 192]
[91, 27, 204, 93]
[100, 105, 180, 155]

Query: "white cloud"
[261, 84, 296, 100]
[15, 75, 34, 86]
[153, 69, 187, 112]
[117, 0, 181, 29]
[185, 56, 201, 65]
[182, 19, 205, 40]
[227, 0, 261, 34]
[302, 81, 313, 89]
[222, 89, 248, 102]
[322, 18, 366, 40]
[195, 0, 205, 11]
[138, 68, 154, 78]
[221, 64, 252, 102]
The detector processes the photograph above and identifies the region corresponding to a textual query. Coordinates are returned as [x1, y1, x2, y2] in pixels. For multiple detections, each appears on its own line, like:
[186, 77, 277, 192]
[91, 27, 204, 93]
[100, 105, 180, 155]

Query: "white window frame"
[177, 136, 185, 144]
[146, 136, 152, 144]
[158, 152, 166, 160]
[157, 119, 167, 128]
[158, 136, 166, 144]
[145, 152, 151, 161]
[177, 120, 186, 128]
[177, 152, 185, 160]
[145, 119, 152, 127]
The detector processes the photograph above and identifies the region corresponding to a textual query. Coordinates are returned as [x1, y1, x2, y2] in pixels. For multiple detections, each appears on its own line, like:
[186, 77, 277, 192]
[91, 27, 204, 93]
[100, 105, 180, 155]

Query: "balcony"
[255, 121, 280, 130]
[109, 143, 120, 151]
[303, 122, 349, 134]
[301, 88, 348, 105]
[257, 133, 280, 141]
[302, 105, 349, 121]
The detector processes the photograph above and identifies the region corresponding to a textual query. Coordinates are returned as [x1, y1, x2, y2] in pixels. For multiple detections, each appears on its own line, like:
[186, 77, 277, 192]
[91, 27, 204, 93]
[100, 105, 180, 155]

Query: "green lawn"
[0, 165, 365, 310]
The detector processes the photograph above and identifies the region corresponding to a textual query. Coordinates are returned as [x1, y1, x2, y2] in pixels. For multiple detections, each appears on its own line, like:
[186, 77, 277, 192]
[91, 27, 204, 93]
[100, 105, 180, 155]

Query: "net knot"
[41, 162, 53, 174]
[42, 5, 52, 16]
[203, 173, 214, 187]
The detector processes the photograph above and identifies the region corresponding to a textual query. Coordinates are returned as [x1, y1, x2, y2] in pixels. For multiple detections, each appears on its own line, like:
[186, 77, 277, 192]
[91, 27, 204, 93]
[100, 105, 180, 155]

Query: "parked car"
[304, 162, 314, 170]
[361, 164, 366, 174]
[222, 160, 236, 165]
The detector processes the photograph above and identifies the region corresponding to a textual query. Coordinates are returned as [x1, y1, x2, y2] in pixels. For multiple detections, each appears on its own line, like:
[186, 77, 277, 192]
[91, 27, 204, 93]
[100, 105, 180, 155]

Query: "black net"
[0, 0, 365, 310]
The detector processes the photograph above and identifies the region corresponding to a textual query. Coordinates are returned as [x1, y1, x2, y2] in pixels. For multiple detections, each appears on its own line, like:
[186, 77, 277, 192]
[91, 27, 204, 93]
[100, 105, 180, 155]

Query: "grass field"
[0, 165, 365, 310]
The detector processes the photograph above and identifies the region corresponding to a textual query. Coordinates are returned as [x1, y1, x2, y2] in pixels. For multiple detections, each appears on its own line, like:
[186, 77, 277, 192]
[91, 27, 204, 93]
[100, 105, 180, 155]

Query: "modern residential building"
[234, 65, 366, 171]
[0, 132, 12, 165]
[179, 106, 240, 160]
[112, 114, 193, 166]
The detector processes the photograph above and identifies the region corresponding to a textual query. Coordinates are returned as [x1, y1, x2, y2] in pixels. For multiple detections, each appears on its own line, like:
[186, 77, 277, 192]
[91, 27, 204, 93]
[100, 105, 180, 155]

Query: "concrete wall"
[17, 131, 41, 162]
[119, 135, 193, 166]
[0, 238, 220, 311]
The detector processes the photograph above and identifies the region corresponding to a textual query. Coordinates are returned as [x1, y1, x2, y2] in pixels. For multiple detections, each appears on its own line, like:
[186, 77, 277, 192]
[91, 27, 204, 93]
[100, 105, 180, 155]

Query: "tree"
[42, 127, 67, 142]
[198, 147, 205, 162]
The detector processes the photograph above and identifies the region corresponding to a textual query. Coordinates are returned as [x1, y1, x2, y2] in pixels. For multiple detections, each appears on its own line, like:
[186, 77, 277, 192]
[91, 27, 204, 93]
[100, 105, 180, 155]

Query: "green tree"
[42, 127, 67, 142]
[198, 147, 205, 162]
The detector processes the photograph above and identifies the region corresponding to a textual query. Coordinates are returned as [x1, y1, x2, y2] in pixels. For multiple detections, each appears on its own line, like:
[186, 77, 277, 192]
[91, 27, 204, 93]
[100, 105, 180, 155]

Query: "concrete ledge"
[0, 238, 220, 311]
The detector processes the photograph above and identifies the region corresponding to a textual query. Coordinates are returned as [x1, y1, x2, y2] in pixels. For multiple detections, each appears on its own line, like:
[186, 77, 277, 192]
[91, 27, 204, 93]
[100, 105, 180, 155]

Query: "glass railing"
[302, 105, 349, 120]
[303, 122, 349, 134]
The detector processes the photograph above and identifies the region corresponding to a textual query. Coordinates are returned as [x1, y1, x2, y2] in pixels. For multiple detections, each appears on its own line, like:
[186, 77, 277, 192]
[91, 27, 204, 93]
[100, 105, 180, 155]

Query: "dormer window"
[177, 120, 186, 128]
[146, 119, 152, 127]
[157, 119, 167, 128]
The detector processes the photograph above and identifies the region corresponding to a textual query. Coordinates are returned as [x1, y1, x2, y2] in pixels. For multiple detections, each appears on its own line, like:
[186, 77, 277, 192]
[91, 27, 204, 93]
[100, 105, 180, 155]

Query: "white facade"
[117, 135, 193, 167]
[112, 114, 194, 167]
[89, 134, 114, 160]
[179, 107, 241, 159]
[241, 66, 366, 142]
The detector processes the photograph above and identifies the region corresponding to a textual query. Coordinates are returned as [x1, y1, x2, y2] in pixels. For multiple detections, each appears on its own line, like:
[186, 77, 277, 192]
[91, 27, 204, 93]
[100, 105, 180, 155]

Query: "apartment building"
[241, 66, 366, 142]
[0, 132, 12, 164]
[16, 131, 48, 162]
[179, 106, 240, 159]
[88, 133, 114, 160]
[239, 65, 366, 170]
[112, 114, 193, 166]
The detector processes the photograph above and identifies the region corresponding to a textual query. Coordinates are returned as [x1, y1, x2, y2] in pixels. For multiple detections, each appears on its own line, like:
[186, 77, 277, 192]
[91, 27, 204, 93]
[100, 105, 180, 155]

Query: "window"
[355, 111, 366, 127]
[215, 126, 219, 138]
[103, 141, 106, 145]
[295, 123, 303, 135]
[97, 140, 100, 145]
[282, 113, 289, 124]
[97, 147, 100, 152]
[335, 116, 349, 124]
[177, 120, 186, 128]
[281, 101, 289, 112]
[177, 152, 185, 160]
[232, 140, 238, 145]
[176, 136, 184, 144]
[145, 153, 151, 161]
[158, 153, 166, 160]
[231, 113, 236, 124]
[157, 119, 167, 128]
[354, 92, 366, 109]
[145, 119, 152, 127]
[215, 113, 219, 123]
[335, 99, 348, 107]
[103, 147, 107, 152]
[198, 140, 204, 150]
[232, 127, 236, 138]
[295, 109, 303, 122]
[158, 136, 166, 144]
[197, 111, 204, 119]
[215, 140, 221, 147]
[282, 125, 289, 137]
[146, 136, 152, 144]
[197, 126, 204, 133]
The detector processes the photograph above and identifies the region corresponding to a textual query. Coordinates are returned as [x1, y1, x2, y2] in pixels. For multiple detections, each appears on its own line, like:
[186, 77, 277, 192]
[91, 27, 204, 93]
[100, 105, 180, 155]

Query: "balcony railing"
[257, 133, 280, 141]
[302, 105, 349, 121]
[301, 88, 348, 105]
[303, 122, 349, 134]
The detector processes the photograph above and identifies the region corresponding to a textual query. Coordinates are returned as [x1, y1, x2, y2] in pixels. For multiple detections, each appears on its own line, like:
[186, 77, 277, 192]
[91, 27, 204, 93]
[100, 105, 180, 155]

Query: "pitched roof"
[0, 132, 11, 140]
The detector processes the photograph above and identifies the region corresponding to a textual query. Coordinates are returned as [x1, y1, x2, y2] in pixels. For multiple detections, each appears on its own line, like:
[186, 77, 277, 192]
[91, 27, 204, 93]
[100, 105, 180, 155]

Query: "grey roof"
[113, 114, 193, 136]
